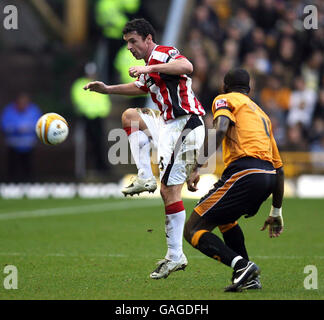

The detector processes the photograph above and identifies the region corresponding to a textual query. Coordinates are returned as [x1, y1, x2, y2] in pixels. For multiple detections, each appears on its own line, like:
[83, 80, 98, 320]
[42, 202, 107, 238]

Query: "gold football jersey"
[212, 92, 283, 169]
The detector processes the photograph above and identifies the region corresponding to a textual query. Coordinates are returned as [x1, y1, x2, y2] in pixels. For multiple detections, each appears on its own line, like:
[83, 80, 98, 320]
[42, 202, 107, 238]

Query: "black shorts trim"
[194, 157, 276, 225]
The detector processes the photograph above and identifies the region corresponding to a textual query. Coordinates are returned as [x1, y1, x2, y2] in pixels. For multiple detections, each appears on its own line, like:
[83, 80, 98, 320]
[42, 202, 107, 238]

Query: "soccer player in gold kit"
[184, 69, 284, 292]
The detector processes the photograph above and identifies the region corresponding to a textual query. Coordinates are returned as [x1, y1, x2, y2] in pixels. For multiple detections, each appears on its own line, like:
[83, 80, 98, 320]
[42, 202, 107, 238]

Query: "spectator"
[0, 93, 41, 182]
[222, 38, 239, 62]
[313, 87, 324, 119]
[186, 0, 324, 153]
[95, 0, 141, 82]
[240, 27, 267, 59]
[309, 88, 324, 145]
[301, 50, 324, 92]
[255, 0, 280, 34]
[274, 37, 299, 75]
[311, 134, 324, 152]
[271, 59, 294, 87]
[225, 20, 242, 42]
[308, 28, 324, 54]
[254, 47, 271, 75]
[192, 4, 221, 43]
[287, 76, 317, 130]
[243, 0, 259, 22]
[309, 117, 324, 147]
[70, 62, 112, 178]
[183, 28, 219, 80]
[230, 7, 254, 38]
[283, 123, 309, 152]
[260, 74, 291, 118]
[207, 0, 231, 22]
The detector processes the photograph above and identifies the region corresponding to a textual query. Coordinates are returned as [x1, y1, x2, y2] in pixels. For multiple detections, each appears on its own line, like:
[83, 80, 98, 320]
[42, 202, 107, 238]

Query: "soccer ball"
[35, 113, 69, 145]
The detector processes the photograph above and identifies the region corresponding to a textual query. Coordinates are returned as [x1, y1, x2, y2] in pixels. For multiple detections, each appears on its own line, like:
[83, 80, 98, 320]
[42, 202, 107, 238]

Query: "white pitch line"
[0, 199, 162, 221]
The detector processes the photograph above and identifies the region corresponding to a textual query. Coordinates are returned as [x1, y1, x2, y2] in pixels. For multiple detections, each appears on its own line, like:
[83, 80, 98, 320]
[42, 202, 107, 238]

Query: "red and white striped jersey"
[134, 45, 205, 121]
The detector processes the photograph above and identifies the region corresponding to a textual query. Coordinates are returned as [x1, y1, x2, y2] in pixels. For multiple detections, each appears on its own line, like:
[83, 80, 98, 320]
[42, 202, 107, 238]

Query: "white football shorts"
[136, 108, 205, 186]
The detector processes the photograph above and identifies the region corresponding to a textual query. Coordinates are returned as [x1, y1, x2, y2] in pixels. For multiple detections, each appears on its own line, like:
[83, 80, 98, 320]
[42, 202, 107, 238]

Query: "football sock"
[126, 128, 153, 179]
[195, 231, 243, 267]
[222, 224, 249, 260]
[164, 201, 186, 261]
[231, 256, 248, 271]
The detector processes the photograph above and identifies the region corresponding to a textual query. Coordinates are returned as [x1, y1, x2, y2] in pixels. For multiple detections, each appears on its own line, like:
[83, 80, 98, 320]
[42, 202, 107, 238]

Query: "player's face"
[123, 32, 152, 61]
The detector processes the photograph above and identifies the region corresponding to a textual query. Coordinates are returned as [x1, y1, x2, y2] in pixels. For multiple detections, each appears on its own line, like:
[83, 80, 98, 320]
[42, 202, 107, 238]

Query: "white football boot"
[150, 254, 188, 279]
[122, 175, 157, 196]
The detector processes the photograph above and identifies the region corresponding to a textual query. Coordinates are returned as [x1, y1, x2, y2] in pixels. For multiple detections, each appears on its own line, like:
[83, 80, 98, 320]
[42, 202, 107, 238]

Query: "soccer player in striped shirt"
[184, 69, 284, 292]
[84, 18, 206, 279]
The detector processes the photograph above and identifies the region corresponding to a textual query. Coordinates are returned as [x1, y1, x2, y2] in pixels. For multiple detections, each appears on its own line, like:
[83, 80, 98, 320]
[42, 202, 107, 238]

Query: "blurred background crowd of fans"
[186, 0, 324, 154]
[0, 0, 323, 182]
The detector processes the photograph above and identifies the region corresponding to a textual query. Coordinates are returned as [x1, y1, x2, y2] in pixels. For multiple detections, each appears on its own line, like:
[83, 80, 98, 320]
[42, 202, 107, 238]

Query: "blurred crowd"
[2, 0, 324, 183]
[184, 0, 324, 152]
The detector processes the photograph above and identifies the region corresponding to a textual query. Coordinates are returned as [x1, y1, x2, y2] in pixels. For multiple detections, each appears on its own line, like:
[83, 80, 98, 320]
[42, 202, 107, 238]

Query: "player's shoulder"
[218, 92, 252, 105]
[155, 45, 183, 58]
[212, 93, 233, 107]
[212, 94, 231, 113]
[156, 45, 178, 53]
[213, 92, 251, 112]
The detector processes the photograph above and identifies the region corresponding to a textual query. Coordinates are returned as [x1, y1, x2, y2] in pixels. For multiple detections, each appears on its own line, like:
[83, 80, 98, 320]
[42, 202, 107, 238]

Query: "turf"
[0, 197, 323, 300]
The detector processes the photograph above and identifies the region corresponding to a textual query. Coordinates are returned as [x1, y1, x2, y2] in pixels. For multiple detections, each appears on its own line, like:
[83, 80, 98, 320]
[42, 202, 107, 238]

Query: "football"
[35, 113, 69, 145]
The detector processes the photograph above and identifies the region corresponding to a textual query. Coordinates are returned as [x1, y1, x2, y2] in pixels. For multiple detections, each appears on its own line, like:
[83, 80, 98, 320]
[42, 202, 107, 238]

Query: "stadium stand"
[0, 0, 323, 183]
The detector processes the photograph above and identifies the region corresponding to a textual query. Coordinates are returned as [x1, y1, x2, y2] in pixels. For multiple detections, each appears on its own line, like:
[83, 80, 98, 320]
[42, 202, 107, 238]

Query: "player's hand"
[260, 216, 284, 238]
[83, 81, 108, 94]
[129, 66, 151, 78]
[186, 169, 200, 192]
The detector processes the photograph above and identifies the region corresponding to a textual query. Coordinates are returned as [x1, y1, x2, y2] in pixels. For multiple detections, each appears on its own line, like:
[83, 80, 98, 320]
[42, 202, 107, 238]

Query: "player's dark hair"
[123, 18, 156, 42]
[224, 69, 250, 94]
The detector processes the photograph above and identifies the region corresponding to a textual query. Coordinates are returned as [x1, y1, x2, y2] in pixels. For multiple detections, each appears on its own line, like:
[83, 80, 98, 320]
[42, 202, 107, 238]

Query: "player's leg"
[219, 222, 249, 260]
[184, 168, 268, 292]
[122, 107, 153, 179]
[218, 222, 262, 289]
[121, 108, 157, 196]
[150, 115, 204, 279]
[184, 212, 250, 269]
[150, 183, 188, 279]
[161, 183, 186, 262]
[184, 210, 260, 292]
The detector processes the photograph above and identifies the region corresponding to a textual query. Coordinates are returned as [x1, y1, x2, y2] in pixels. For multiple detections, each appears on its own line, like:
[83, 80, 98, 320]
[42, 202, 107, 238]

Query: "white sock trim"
[128, 130, 153, 179]
[231, 255, 243, 269]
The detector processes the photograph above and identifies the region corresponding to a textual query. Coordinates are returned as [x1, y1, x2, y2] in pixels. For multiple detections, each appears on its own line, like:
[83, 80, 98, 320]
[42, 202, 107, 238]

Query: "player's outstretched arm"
[83, 81, 145, 96]
[261, 167, 285, 237]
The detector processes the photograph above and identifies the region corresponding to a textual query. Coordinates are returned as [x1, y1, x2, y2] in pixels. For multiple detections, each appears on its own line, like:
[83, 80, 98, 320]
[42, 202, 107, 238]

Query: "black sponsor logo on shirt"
[146, 77, 155, 88]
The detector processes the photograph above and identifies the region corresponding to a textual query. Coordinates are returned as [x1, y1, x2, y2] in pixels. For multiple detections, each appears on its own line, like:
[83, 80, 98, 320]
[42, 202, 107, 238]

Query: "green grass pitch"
[0, 197, 323, 300]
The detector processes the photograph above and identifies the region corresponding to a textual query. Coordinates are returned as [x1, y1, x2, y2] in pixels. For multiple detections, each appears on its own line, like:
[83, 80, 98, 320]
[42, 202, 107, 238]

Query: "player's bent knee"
[184, 227, 209, 248]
